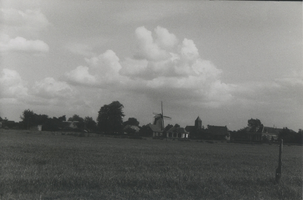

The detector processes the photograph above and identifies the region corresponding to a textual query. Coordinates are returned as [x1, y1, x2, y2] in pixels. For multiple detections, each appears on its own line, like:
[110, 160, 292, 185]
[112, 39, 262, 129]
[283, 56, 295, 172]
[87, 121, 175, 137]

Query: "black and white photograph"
[0, 0, 302, 199]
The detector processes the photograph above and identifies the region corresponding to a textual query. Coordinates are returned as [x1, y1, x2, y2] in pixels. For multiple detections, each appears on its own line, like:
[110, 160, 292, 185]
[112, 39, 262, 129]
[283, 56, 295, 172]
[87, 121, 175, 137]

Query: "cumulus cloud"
[154, 26, 178, 49]
[32, 77, 75, 99]
[0, 68, 28, 99]
[1, 8, 50, 37]
[0, 68, 79, 109]
[65, 66, 97, 86]
[65, 50, 126, 87]
[121, 26, 234, 107]
[0, 34, 49, 52]
[66, 26, 235, 107]
[134, 26, 169, 61]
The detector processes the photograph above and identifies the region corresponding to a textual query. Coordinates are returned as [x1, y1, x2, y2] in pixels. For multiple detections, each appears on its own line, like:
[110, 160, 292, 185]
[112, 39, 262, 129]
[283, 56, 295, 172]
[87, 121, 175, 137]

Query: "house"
[2, 120, 17, 129]
[207, 125, 230, 140]
[262, 127, 283, 141]
[166, 126, 189, 139]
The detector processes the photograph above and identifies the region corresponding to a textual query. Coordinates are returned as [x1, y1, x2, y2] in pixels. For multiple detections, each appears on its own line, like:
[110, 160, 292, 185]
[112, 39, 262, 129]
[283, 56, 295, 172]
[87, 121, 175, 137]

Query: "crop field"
[0, 130, 302, 200]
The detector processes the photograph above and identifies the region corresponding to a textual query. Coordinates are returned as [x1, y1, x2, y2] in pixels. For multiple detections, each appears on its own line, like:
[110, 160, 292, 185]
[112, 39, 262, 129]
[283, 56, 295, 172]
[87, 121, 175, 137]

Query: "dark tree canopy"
[58, 115, 66, 122]
[123, 117, 140, 126]
[20, 109, 36, 129]
[68, 114, 84, 122]
[97, 101, 124, 133]
[248, 118, 263, 128]
[139, 124, 153, 137]
[84, 116, 97, 131]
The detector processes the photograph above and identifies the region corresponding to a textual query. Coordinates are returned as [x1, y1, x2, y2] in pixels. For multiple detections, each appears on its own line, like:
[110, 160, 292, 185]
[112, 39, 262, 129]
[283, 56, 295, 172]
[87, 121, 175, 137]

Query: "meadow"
[0, 129, 302, 200]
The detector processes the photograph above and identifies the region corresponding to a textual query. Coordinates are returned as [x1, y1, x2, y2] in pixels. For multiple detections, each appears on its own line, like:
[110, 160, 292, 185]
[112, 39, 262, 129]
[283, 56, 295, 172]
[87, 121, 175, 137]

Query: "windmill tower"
[153, 101, 171, 130]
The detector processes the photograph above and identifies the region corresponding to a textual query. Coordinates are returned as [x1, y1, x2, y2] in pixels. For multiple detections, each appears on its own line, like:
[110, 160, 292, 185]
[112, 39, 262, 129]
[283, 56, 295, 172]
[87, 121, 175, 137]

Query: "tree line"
[0, 101, 302, 144]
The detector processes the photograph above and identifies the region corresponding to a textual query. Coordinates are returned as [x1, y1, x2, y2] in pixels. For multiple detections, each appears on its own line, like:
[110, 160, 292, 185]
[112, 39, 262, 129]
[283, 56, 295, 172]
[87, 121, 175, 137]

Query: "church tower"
[195, 116, 202, 130]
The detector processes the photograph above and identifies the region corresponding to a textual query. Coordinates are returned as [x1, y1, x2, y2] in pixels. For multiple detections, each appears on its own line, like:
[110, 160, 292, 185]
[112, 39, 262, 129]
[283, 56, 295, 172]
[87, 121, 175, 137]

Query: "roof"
[245, 125, 263, 133]
[168, 126, 187, 134]
[185, 126, 195, 132]
[262, 127, 283, 134]
[148, 124, 162, 132]
[207, 125, 229, 136]
[195, 116, 202, 122]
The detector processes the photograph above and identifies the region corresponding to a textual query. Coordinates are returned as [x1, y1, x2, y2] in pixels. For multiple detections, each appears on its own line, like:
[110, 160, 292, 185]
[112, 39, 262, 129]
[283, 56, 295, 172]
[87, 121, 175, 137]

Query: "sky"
[0, 0, 302, 131]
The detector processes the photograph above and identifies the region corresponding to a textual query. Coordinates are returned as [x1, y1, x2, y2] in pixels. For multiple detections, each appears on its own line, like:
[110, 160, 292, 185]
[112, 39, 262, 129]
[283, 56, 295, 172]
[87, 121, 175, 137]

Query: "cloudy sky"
[0, 0, 302, 131]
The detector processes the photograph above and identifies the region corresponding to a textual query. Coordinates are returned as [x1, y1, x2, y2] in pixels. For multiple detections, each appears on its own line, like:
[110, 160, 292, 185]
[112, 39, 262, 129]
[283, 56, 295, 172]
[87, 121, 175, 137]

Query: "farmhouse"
[262, 126, 283, 141]
[166, 126, 189, 139]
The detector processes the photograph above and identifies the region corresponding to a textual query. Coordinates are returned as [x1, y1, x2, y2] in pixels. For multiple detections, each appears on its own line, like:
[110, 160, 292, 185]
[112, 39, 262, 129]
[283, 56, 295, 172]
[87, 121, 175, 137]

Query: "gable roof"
[245, 125, 264, 133]
[207, 125, 229, 136]
[185, 126, 195, 132]
[195, 116, 202, 122]
[262, 127, 283, 135]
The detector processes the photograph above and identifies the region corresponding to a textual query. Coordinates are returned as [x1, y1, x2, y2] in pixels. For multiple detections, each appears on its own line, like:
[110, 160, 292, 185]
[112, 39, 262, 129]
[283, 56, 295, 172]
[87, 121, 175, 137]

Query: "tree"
[97, 101, 124, 134]
[279, 127, 298, 143]
[42, 118, 61, 131]
[97, 104, 110, 132]
[58, 115, 66, 122]
[123, 117, 140, 126]
[174, 124, 180, 128]
[297, 129, 303, 145]
[34, 114, 49, 125]
[247, 118, 263, 132]
[139, 124, 153, 137]
[20, 109, 36, 129]
[84, 116, 97, 131]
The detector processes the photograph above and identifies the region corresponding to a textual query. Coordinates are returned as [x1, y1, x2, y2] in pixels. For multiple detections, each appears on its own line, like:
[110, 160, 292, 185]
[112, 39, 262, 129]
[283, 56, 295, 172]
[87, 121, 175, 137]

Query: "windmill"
[153, 101, 171, 130]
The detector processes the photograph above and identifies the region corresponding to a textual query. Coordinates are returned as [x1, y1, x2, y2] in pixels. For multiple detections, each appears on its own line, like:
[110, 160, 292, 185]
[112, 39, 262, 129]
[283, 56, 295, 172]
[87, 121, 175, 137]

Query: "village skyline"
[0, 101, 301, 133]
[0, 1, 302, 131]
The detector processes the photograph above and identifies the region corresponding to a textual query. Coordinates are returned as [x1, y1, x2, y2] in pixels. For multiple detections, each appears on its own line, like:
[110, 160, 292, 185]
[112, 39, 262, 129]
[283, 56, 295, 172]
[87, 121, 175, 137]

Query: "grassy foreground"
[0, 130, 302, 200]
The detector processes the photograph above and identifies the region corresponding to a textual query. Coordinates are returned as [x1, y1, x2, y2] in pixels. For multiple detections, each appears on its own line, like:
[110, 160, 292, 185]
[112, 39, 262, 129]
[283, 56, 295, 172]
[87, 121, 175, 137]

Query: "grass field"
[0, 129, 302, 200]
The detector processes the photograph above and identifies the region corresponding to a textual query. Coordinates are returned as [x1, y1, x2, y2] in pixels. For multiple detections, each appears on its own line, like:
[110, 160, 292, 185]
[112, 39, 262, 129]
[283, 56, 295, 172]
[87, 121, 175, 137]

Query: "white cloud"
[65, 50, 126, 87]
[1, 8, 50, 37]
[0, 34, 49, 52]
[0, 68, 28, 99]
[180, 38, 199, 62]
[154, 26, 178, 49]
[65, 66, 97, 86]
[65, 26, 235, 107]
[0, 69, 79, 110]
[134, 26, 169, 61]
[32, 77, 75, 99]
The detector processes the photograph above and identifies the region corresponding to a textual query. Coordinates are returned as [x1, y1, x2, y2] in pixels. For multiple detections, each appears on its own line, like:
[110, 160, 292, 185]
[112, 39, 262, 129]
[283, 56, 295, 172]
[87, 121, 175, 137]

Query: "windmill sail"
[153, 101, 171, 130]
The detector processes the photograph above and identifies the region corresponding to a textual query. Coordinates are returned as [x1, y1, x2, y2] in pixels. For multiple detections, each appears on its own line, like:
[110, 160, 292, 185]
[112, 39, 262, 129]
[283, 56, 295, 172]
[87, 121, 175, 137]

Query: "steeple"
[195, 116, 202, 130]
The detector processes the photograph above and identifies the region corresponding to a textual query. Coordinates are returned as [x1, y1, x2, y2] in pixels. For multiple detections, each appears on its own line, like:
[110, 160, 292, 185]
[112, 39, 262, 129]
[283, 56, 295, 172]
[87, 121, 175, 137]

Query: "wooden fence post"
[275, 139, 283, 183]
